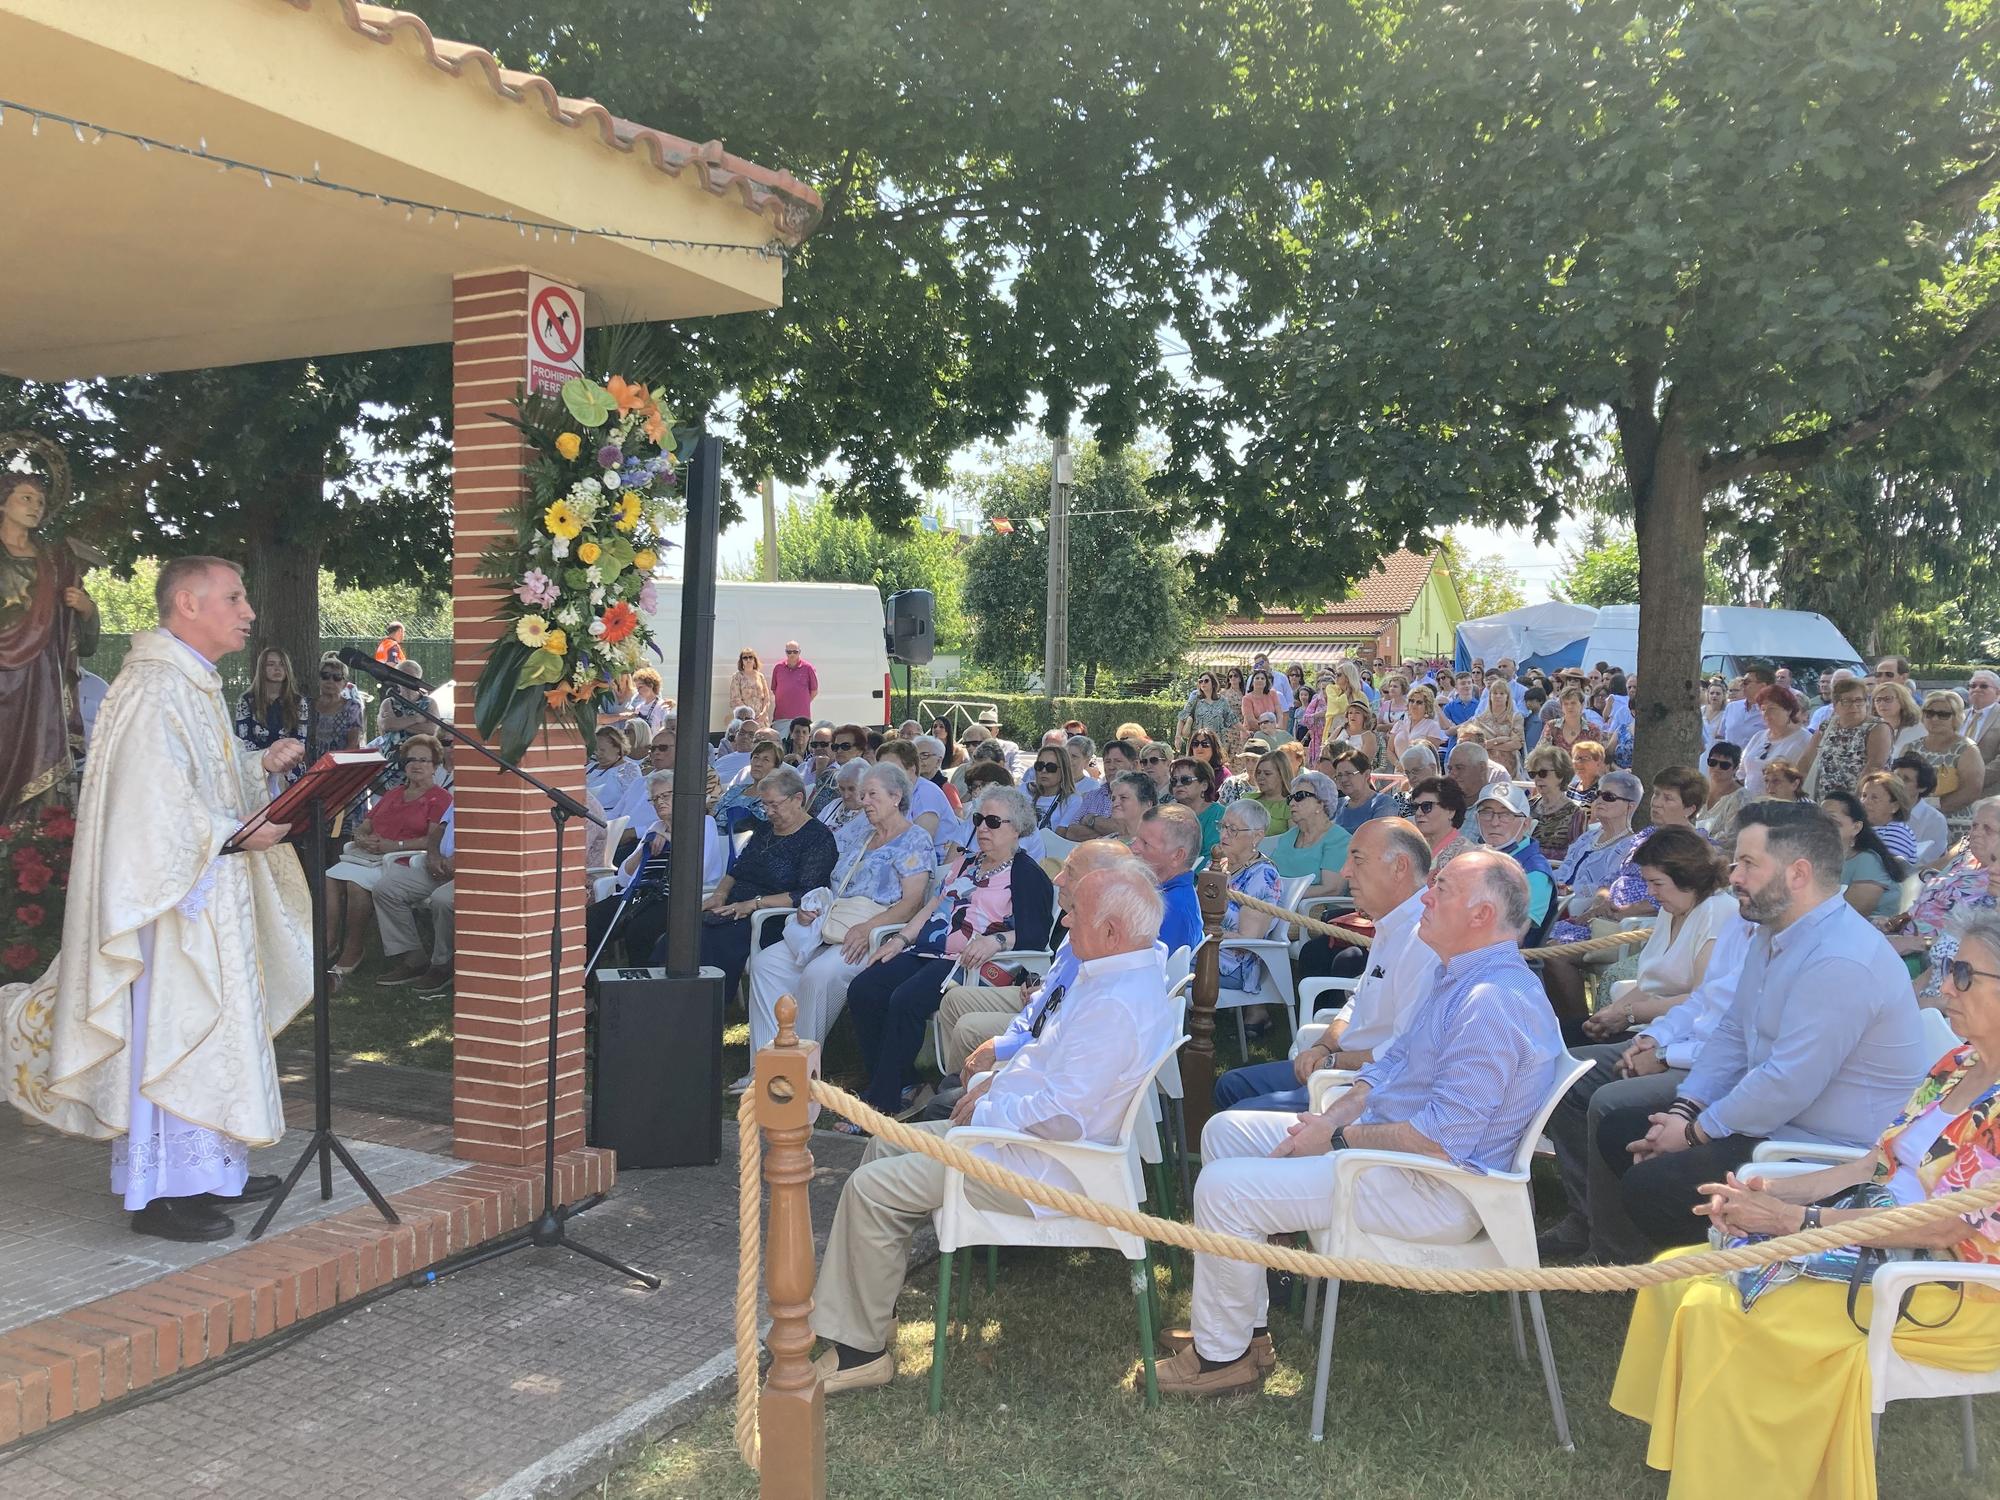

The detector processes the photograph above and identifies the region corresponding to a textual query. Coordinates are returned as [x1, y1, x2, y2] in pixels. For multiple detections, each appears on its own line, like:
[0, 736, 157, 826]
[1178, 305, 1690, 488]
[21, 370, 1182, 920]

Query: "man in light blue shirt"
[1599, 802, 1928, 1250]
[1161, 848, 1564, 1395]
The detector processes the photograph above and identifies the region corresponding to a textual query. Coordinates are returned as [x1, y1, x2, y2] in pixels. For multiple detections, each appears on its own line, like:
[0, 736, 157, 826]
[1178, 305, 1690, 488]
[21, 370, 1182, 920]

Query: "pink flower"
[15, 903, 44, 929]
[638, 580, 659, 613]
[514, 568, 559, 608]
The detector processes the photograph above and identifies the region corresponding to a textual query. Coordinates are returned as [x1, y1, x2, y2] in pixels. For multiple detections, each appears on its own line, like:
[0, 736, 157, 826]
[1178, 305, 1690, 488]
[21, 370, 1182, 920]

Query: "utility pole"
[760, 474, 779, 581]
[1043, 436, 1071, 698]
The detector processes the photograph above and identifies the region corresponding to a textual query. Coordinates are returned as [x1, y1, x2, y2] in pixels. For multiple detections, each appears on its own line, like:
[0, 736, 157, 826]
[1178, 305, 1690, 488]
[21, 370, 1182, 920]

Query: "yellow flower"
[516, 614, 550, 648]
[577, 540, 602, 565]
[543, 500, 583, 539]
[554, 432, 583, 462]
[542, 627, 569, 657]
[634, 548, 658, 573]
[614, 492, 642, 532]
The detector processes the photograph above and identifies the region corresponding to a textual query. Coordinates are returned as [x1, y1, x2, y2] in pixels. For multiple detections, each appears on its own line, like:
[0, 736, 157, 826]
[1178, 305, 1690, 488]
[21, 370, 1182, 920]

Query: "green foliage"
[942, 692, 1184, 750]
[1553, 530, 1732, 609]
[1437, 537, 1526, 619]
[84, 559, 450, 640]
[80, 557, 159, 634]
[735, 493, 967, 648]
[422, 0, 1318, 524]
[960, 445, 1194, 693]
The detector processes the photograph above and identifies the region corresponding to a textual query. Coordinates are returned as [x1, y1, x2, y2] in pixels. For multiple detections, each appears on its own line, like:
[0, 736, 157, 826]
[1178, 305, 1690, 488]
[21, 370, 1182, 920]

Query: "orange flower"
[600, 601, 640, 644]
[544, 684, 576, 710]
[643, 408, 667, 444]
[607, 375, 652, 415]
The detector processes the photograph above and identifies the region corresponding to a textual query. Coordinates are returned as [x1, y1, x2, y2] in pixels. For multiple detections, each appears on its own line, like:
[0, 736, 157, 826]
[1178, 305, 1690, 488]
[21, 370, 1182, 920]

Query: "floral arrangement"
[1, 804, 74, 978]
[475, 374, 685, 759]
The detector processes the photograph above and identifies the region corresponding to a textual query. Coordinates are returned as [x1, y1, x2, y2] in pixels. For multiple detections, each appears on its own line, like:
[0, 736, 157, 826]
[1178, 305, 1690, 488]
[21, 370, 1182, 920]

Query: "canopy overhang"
[0, 0, 821, 380]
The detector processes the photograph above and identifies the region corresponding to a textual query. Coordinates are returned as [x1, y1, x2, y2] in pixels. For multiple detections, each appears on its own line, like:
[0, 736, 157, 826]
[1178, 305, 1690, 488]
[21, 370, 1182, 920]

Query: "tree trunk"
[1630, 416, 1708, 789]
[242, 466, 325, 684]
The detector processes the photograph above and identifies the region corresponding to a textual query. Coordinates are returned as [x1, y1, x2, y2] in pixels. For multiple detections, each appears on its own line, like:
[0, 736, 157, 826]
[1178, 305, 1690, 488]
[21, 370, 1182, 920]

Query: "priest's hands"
[235, 819, 292, 852]
[262, 740, 305, 775]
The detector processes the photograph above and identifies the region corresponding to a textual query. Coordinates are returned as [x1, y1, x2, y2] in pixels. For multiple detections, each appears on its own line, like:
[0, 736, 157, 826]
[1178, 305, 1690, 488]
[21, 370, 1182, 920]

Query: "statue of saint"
[0, 434, 97, 818]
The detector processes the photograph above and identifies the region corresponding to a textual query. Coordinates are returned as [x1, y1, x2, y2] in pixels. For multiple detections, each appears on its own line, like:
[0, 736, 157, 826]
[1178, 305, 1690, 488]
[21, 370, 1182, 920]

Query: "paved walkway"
[0, 1123, 866, 1500]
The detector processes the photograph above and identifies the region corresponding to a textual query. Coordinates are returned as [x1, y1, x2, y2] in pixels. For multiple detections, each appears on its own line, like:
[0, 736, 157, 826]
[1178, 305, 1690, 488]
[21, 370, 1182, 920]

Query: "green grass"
[611, 1226, 2000, 1500]
[274, 956, 455, 1072]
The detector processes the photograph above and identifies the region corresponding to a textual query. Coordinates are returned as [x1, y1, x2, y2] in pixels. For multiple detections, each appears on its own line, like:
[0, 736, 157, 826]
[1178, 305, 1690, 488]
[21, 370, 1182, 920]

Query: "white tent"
[1454, 602, 1599, 673]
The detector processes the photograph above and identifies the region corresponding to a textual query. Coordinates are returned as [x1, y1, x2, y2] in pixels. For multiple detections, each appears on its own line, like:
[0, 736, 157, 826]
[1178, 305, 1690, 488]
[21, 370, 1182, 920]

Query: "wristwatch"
[1329, 1127, 1350, 1151]
[1801, 1205, 1822, 1232]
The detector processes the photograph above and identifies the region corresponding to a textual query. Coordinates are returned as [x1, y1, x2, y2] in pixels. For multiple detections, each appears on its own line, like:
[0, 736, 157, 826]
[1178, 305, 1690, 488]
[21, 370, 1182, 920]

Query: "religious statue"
[0, 432, 98, 817]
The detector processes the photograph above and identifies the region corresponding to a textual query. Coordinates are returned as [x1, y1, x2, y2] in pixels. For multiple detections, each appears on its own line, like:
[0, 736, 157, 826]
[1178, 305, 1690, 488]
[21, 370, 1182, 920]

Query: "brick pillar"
[450, 270, 588, 1166]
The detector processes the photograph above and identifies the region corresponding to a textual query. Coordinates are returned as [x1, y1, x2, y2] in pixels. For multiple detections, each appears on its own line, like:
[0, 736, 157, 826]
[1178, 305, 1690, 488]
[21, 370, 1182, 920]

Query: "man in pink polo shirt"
[771, 639, 819, 723]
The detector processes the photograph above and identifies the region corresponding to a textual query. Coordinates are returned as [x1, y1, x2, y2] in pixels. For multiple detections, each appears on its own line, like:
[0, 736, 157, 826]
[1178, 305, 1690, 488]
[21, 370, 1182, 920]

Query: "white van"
[639, 580, 892, 733]
[1582, 605, 1866, 683]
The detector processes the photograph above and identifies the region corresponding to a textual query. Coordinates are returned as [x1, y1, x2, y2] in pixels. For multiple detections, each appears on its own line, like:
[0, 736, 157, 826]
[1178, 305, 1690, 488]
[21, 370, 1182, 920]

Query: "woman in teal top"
[1169, 755, 1225, 855]
[1822, 790, 1918, 920]
[1259, 769, 1351, 898]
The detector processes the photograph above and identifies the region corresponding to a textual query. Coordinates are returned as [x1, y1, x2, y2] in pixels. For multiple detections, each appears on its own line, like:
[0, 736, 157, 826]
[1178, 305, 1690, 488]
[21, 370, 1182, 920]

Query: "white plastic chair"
[1038, 830, 1078, 865]
[926, 948, 1056, 1073]
[1211, 875, 1308, 1058]
[1291, 893, 1356, 961]
[585, 814, 631, 900]
[1867, 1260, 2000, 1474]
[931, 1026, 1189, 1411]
[1302, 1055, 1595, 1446]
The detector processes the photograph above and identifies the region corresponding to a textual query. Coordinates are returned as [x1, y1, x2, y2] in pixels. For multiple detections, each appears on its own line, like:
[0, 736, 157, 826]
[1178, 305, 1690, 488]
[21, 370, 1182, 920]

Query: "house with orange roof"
[1196, 548, 1464, 666]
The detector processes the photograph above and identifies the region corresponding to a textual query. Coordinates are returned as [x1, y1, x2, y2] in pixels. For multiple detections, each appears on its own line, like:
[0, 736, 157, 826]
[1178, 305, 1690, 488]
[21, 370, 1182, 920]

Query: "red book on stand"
[223, 750, 386, 853]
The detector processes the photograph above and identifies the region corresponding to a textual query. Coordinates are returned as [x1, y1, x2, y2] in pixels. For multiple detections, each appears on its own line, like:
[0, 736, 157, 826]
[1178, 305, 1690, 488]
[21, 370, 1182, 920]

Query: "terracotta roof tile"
[1197, 550, 1440, 640]
[289, 1, 823, 244]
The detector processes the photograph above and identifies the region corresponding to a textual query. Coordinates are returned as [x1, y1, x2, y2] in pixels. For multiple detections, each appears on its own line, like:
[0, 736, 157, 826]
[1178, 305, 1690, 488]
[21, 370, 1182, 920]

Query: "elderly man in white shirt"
[1210, 818, 1437, 1113]
[810, 860, 1179, 1394]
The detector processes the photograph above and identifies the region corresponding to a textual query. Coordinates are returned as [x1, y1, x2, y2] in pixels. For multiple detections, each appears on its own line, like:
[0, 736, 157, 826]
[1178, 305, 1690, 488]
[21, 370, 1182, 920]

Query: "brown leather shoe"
[810, 1347, 894, 1394]
[413, 966, 454, 994]
[1158, 1327, 1275, 1371]
[1154, 1343, 1265, 1397]
[379, 957, 431, 987]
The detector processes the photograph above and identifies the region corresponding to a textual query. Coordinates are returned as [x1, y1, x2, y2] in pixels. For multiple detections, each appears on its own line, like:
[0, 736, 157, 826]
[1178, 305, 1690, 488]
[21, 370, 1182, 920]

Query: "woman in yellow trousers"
[1611, 911, 2000, 1500]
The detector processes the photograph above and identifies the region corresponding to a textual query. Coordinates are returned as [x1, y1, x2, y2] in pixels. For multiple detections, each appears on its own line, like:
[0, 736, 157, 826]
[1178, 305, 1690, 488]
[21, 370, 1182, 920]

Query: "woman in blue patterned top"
[1212, 801, 1283, 993]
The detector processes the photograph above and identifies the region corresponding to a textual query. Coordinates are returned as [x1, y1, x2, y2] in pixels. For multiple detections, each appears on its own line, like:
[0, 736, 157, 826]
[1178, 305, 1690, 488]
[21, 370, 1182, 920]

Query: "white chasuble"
[1, 629, 314, 1149]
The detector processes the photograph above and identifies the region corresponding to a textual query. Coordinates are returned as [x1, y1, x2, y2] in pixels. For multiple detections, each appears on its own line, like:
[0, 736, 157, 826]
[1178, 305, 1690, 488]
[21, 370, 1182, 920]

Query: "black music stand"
[228, 752, 402, 1239]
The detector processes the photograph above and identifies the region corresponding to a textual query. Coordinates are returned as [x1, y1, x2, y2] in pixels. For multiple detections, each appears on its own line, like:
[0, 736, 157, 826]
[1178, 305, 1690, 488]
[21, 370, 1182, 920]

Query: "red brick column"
[449, 270, 587, 1166]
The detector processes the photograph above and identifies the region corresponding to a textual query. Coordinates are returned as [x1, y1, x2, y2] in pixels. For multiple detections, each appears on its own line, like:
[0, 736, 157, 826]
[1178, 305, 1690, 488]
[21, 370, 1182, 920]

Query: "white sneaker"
[727, 1073, 753, 1094]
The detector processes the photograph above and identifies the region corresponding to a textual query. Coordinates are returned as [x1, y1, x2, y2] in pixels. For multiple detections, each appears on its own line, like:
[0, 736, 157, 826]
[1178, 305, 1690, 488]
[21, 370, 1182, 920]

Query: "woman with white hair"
[819, 757, 870, 833]
[1259, 770, 1351, 899]
[911, 733, 961, 813]
[876, 738, 955, 854]
[841, 785, 1057, 1123]
[584, 769, 727, 968]
[745, 761, 933, 1070]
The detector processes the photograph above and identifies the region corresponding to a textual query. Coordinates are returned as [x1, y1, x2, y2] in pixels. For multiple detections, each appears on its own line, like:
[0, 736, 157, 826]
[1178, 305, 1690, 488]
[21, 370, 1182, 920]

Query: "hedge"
[914, 691, 1185, 748]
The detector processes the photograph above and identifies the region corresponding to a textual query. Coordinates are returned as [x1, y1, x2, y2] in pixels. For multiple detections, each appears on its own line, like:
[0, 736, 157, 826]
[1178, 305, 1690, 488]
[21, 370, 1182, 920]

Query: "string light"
[0, 97, 792, 262]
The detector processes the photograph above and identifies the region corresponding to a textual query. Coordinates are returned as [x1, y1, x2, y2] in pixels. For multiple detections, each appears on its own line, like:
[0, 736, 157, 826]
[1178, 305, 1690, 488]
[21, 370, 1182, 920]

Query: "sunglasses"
[1923, 708, 1955, 720]
[320, 669, 345, 680]
[1035, 761, 1062, 774]
[1287, 790, 1318, 803]
[1595, 792, 1629, 804]
[1170, 775, 1202, 789]
[1140, 756, 1165, 766]
[1408, 800, 1442, 815]
[1949, 959, 2000, 990]
[833, 741, 856, 752]
[811, 738, 832, 748]
[785, 648, 801, 655]
[968, 813, 1010, 831]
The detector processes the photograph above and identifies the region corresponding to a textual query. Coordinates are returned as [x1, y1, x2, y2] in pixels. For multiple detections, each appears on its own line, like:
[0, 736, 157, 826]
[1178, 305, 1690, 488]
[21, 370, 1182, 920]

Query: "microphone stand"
[341, 654, 657, 1289]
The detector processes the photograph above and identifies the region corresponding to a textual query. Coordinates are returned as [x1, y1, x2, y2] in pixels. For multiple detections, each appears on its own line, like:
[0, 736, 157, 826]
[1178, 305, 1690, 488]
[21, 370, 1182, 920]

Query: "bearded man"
[2, 556, 313, 1241]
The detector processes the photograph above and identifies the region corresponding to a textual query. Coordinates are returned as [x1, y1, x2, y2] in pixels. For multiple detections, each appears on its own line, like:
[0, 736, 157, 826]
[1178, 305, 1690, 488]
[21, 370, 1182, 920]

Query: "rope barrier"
[1227, 888, 1654, 963]
[734, 1090, 761, 1472]
[801, 1077, 2000, 1293]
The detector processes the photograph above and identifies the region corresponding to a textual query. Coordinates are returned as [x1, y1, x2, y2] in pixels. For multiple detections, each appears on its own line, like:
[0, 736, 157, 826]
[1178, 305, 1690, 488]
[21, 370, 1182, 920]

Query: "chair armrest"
[1328, 1146, 1513, 1193]
[1750, 1140, 1870, 1166]
[1299, 895, 1355, 919]
[1866, 1259, 2000, 1396]
[1218, 936, 1292, 955]
[943, 1124, 1136, 1194]
[747, 905, 798, 946]
[1306, 1068, 1364, 1114]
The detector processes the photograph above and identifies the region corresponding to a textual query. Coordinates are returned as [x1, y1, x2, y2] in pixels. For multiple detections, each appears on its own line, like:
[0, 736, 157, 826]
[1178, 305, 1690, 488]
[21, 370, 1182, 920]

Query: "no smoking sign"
[525, 276, 585, 394]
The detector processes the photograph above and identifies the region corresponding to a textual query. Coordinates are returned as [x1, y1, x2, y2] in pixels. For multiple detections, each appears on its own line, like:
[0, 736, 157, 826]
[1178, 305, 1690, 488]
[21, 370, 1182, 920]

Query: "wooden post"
[756, 996, 825, 1499]
[1181, 869, 1230, 1155]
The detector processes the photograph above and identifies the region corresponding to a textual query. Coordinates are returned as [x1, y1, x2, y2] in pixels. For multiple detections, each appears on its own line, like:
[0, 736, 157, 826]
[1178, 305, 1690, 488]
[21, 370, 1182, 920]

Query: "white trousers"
[747, 935, 868, 1052]
[1189, 1110, 1481, 1362]
[110, 924, 251, 1210]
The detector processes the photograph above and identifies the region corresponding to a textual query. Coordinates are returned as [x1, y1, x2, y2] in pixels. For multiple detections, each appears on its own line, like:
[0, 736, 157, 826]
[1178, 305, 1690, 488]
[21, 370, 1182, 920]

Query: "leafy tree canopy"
[1437, 537, 1526, 620]
[959, 444, 1193, 693]
[1553, 528, 1730, 611]
[731, 492, 967, 648]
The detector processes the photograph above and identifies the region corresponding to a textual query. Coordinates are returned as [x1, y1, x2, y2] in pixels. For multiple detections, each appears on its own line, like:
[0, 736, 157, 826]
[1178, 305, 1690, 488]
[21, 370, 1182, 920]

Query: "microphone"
[337, 646, 435, 695]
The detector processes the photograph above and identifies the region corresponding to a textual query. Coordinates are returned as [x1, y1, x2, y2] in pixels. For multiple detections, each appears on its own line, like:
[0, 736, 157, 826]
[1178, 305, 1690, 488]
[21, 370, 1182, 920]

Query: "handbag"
[1719, 1182, 1963, 1330]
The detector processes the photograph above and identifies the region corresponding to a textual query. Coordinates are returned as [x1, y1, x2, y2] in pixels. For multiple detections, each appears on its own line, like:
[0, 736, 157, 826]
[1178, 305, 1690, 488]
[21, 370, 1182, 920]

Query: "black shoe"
[1535, 1214, 1591, 1264]
[131, 1196, 235, 1242]
[201, 1173, 282, 1205]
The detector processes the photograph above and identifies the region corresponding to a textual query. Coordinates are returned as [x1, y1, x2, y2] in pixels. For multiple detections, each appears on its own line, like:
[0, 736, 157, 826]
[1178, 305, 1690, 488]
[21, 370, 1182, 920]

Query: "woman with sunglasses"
[1177, 669, 1240, 752]
[728, 647, 773, 726]
[1391, 683, 1448, 761]
[1026, 743, 1084, 834]
[1611, 908, 2000, 1499]
[1546, 769, 1643, 946]
[308, 653, 365, 757]
[1341, 699, 1387, 776]
[845, 784, 1056, 1120]
[1695, 741, 1744, 850]
[1871, 680, 1927, 759]
[1186, 726, 1228, 784]
[1912, 691, 1988, 843]
[1259, 770, 1351, 900]
[1883, 797, 1999, 999]
[1524, 742, 1584, 860]
[1404, 776, 1467, 856]
[1168, 756, 1224, 854]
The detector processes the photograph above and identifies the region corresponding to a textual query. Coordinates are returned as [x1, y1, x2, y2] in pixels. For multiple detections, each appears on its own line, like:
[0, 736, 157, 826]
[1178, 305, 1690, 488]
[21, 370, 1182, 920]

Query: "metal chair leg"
[929, 1248, 955, 1414]
[1963, 1394, 1979, 1475]
[1525, 1291, 1574, 1452]
[1303, 1276, 1320, 1335]
[1133, 1253, 1159, 1409]
[1234, 1007, 1248, 1062]
[1169, 1097, 1194, 1208]
[986, 1244, 998, 1293]
[1508, 1291, 1528, 1366]
[1310, 1279, 1341, 1442]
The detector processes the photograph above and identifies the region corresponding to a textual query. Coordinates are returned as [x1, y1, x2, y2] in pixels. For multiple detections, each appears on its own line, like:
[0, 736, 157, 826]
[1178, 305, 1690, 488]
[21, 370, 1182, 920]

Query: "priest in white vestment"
[1, 556, 313, 1241]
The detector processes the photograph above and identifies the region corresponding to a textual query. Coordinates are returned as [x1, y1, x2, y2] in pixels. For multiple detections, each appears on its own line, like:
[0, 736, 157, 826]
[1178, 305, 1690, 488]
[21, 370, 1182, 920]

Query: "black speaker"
[885, 588, 935, 666]
[589, 966, 723, 1168]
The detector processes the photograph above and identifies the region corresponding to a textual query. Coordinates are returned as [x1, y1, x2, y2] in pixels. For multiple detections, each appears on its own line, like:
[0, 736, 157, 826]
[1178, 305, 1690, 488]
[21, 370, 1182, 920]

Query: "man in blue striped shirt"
[1159, 847, 1567, 1396]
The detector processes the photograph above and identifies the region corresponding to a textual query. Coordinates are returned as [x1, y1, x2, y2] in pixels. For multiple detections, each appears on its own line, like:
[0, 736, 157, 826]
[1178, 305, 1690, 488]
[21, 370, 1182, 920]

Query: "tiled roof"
[294, 1, 824, 244]
[1197, 550, 1439, 640]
